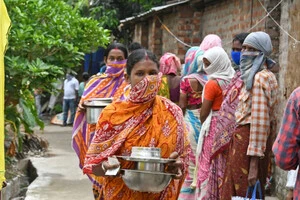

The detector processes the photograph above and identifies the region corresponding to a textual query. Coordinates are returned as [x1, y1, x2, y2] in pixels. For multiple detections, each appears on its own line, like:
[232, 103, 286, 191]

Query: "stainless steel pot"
[131, 147, 163, 172]
[131, 147, 161, 158]
[83, 98, 112, 124]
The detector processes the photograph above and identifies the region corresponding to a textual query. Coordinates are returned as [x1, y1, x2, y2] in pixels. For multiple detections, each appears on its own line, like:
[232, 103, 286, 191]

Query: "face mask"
[129, 73, 162, 103]
[66, 74, 72, 81]
[239, 51, 263, 90]
[239, 51, 258, 71]
[231, 51, 241, 66]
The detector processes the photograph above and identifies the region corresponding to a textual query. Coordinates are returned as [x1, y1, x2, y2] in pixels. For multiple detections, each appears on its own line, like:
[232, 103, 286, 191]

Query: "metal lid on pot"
[83, 98, 113, 108]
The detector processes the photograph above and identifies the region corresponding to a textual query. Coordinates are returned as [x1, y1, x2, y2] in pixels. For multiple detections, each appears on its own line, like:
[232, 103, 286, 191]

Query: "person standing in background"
[273, 87, 300, 200]
[159, 52, 182, 104]
[221, 32, 278, 199]
[72, 42, 128, 199]
[62, 72, 79, 126]
[78, 72, 90, 101]
[206, 32, 249, 199]
[231, 32, 280, 73]
[178, 33, 223, 200]
[195, 46, 235, 199]
[99, 61, 106, 74]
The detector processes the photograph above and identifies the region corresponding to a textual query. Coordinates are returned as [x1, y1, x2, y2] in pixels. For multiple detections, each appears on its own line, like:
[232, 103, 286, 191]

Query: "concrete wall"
[162, 12, 179, 56]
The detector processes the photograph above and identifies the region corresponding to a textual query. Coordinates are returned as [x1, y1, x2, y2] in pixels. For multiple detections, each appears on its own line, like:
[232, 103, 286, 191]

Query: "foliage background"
[3, 0, 167, 161]
[4, 0, 110, 155]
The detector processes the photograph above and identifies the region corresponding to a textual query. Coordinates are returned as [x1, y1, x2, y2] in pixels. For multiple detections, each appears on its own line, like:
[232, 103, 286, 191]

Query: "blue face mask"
[231, 51, 241, 66]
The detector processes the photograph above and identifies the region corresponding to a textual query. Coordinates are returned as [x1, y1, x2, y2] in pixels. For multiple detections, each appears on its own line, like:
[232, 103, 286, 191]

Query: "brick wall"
[159, 4, 203, 62]
[200, 0, 267, 52]
[130, 0, 279, 60]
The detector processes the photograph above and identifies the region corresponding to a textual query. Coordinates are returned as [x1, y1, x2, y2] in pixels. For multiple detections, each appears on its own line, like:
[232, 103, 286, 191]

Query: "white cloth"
[286, 166, 299, 189]
[63, 77, 79, 99]
[203, 46, 235, 82]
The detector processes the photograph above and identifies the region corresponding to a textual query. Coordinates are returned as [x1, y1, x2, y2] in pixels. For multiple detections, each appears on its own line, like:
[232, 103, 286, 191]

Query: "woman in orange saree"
[83, 49, 189, 200]
[72, 43, 128, 199]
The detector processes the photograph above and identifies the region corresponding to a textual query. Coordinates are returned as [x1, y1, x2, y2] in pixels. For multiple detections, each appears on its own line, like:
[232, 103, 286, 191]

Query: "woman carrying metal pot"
[72, 42, 128, 199]
[82, 49, 189, 200]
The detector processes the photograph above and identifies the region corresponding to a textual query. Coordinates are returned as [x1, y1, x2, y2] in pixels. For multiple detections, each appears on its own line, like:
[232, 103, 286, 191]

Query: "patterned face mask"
[129, 73, 162, 103]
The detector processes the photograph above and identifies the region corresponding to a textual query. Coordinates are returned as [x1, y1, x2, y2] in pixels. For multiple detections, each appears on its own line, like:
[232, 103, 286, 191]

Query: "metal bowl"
[122, 169, 173, 193]
[83, 98, 112, 124]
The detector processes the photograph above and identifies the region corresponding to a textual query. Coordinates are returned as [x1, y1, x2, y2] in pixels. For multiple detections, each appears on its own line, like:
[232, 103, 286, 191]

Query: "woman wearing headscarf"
[72, 43, 128, 199]
[82, 49, 189, 199]
[178, 34, 222, 200]
[231, 32, 280, 73]
[205, 32, 249, 199]
[158, 52, 182, 103]
[195, 46, 235, 199]
[220, 32, 278, 199]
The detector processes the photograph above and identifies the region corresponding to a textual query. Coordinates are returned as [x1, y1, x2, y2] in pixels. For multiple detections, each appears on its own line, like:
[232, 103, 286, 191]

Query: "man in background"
[62, 72, 79, 126]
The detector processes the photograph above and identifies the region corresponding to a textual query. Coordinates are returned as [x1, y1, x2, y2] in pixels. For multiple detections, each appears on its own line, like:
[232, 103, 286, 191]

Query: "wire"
[156, 16, 193, 48]
[257, 0, 300, 45]
[247, 0, 283, 32]
[157, 0, 299, 49]
[223, 0, 283, 48]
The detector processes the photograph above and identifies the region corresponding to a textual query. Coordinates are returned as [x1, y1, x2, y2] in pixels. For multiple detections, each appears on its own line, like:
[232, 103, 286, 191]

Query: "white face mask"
[203, 62, 215, 75]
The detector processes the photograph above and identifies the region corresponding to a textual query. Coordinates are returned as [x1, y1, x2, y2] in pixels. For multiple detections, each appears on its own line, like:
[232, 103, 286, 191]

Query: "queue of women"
[71, 31, 283, 200]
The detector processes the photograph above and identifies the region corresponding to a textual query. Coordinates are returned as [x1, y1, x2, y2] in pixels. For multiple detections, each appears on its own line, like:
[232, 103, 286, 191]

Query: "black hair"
[69, 71, 77, 76]
[82, 72, 90, 81]
[233, 32, 250, 44]
[126, 49, 159, 76]
[99, 61, 106, 68]
[128, 42, 143, 53]
[104, 42, 128, 59]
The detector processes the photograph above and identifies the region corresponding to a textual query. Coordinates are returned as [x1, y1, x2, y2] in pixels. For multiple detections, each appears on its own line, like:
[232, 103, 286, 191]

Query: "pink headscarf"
[199, 34, 222, 51]
[159, 52, 181, 75]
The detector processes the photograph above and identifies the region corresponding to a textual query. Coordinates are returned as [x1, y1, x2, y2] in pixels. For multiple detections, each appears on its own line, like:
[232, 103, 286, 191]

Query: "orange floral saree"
[83, 74, 189, 200]
[72, 61, 128, 198]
